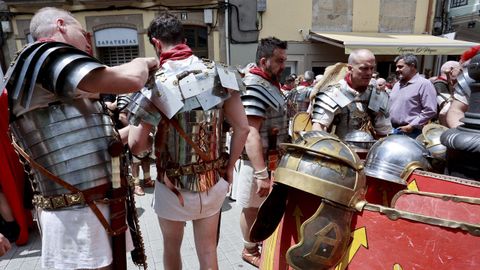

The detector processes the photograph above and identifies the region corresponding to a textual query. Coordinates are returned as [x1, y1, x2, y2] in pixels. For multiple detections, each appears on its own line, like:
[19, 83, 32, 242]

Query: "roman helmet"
[364, 135, 431, 185]
[342, 129, 377, 150]
[250, 131, 366, 269]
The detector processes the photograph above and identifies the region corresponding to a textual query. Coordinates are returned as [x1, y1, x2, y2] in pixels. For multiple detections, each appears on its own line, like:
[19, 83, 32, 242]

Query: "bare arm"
[128, 122, 154, 156]
[244, 115, 271, 197]
[446, 99, 468, 128]
[312, 122, 327, 131]
[223, 91, 250, 183]
[79, 57, 159, 94]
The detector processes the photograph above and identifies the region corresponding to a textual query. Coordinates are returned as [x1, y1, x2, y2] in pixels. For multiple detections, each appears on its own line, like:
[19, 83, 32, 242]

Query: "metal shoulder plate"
[367, 86, 389, 114]
[3, 41, 104, 110]
[312, 83, 349, 116]
[127, 89, 162, 126]
[149, 59, 239, 115]
[241, 73, 285, 118]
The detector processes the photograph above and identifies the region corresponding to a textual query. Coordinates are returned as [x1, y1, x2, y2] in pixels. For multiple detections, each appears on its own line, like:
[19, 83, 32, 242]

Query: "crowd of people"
[0, 5, 479, 270]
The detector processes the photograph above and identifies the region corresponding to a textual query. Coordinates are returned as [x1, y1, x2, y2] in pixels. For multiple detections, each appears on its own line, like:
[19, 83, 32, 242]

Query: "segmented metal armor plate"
[441, 53, 480, 180]
[312, 82, 374, 139]
[286, 85, 313, 118]
[128, 57, 242, 191]
[242, 73, 289, 153]
[4, 42, 112, 197]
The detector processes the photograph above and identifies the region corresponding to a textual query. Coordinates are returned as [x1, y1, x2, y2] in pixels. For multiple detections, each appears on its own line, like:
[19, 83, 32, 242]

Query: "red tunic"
[0, 88, 31, 245]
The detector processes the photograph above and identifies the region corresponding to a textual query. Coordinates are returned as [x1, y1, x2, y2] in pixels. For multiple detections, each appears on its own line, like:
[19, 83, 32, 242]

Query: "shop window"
[450, 0, 468, 8]
[98, 46, 139, 66]
[184, 25, 208, 58]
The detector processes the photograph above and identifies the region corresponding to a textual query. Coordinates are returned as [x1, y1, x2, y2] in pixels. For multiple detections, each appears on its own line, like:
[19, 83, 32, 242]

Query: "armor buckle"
[193, 163, 206, 174]
[51, 196, 67, 208]
[66, 193, 85, 205]
[181, 165, 194, 175]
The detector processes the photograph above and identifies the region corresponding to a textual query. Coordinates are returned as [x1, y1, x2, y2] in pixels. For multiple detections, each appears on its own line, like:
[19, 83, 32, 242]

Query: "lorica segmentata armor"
[241, 73, 289, 160]
[312, 81, 375, 139]
[11, 98, 115, 196]
[5, 41, 111, 200]
[286, 85, 312, 118]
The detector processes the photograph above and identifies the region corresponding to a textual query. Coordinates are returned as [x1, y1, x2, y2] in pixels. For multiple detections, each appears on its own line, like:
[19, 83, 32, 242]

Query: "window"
[94, 27, 139, 66]
[184, 25, 208, 58]
[98, 46, 139, 66]
[450, 0, 468, 8]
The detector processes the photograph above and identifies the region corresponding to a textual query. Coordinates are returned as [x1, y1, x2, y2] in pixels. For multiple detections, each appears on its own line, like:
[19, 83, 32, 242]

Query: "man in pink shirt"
[389, 54, 437, 138]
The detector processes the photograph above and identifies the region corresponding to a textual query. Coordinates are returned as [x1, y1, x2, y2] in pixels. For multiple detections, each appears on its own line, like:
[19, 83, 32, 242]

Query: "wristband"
[254, 167, 269, 181]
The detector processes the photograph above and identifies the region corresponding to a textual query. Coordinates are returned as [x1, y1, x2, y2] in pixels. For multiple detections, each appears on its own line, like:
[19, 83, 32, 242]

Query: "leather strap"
[157, 111, 214, 206]
[158, 110, 212, 162]
[12, 140, 115, 235]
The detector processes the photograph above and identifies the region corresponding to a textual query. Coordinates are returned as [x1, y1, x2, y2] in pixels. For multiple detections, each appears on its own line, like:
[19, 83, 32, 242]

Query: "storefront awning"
[308, 31, 479, 55]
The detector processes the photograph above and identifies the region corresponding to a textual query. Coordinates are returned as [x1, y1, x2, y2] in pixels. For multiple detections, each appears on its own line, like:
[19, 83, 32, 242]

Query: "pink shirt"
[389, 73, 437, 129]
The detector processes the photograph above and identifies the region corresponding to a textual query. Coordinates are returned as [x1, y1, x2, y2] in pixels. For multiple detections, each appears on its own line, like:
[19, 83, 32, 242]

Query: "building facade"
[1, 0, 227, 70]
[1, 0, 477, 82]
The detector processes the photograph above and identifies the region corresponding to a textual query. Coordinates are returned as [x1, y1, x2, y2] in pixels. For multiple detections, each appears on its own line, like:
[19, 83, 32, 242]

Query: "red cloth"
[159, 44, 193, 67]
[436, 76, 447, 82]
[345, 73, 367, 92]
[345, 73, 354, 88]
[299, 81, 312, 87]
[281, 84, 294, 91]
[0, 89, 31, 245]
[249, 66, 281, 89]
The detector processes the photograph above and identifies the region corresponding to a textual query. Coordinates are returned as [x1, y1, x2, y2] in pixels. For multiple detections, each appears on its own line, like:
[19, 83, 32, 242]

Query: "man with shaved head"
[432, 60, 461, 125]
[376, 78, 388, 92]
[311, 49, 390, 140]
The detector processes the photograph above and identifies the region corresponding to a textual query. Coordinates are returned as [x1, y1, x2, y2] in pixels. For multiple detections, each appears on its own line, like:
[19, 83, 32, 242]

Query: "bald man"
[376, 78, 388, 91]
[311, 49, 390, 139]
[432, 61, 460, 126]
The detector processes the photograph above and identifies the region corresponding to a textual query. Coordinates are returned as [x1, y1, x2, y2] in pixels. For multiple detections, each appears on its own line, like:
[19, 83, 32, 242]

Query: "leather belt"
[165, 154, 229, 178]
[33, 183, 110, 210]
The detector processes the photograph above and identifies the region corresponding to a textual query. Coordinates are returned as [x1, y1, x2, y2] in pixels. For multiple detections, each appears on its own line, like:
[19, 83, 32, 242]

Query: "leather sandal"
[242, 246, 261, 268]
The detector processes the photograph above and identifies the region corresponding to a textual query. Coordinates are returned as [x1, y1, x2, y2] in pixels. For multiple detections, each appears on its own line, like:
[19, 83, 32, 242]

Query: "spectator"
[386, 73, 398, 90]
[389, 54, 437, 138]
[281, 73, 297, 96]
[376, 77, 388, 92]
[299, 70, 315, 87]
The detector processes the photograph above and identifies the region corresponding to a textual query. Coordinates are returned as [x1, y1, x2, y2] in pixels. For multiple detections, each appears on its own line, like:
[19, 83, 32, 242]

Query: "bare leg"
[240, 207, 261, 267]
[240, 207, 258, 243]
[192, 212, 220, 270]
[131, 159, 144, 196]
[158, 217, 185, 270]
[0, 192, 14, 221]
[141, 158, 154, 187]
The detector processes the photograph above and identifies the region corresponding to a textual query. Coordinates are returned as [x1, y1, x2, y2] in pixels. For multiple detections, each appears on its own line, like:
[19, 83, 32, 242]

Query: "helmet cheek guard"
[250, 131, 366, 269]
